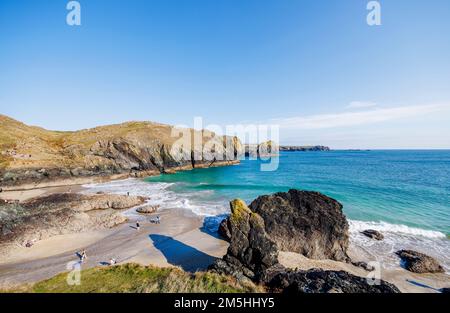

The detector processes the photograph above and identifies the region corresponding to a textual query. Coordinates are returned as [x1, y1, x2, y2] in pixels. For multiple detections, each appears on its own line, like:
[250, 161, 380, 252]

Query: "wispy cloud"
[271, 104, 450, 130]
[346, 101, 377, 109]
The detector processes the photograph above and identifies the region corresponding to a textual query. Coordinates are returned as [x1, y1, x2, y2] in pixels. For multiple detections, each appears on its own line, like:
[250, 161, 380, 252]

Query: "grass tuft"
[5, 263, 263, 293]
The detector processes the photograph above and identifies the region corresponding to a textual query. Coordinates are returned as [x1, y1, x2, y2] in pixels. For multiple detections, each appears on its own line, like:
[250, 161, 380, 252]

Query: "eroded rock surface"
[211, 190, 400, 293]
[267, 269, 400, 294]
[248, 189, 349, 261]
[361, 229, 384, 241]
[209, 199, 279, 282]
[396, 250, 444, 274]
[0, 193, 146, 255]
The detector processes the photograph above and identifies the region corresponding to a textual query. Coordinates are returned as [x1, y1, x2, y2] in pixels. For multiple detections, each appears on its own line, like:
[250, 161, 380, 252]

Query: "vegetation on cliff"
[0, 115, 241, 186]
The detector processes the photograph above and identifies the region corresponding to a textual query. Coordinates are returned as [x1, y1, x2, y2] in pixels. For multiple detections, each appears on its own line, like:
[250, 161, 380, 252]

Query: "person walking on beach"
[127, 192, 130, 196]
[80, 249, 87, 263]
[156, 216, 161, 224]
[136, 221, 140, 231]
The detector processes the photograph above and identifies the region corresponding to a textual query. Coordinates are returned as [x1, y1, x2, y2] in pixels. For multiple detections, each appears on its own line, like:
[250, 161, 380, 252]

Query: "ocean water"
[84, 150, 450, 271]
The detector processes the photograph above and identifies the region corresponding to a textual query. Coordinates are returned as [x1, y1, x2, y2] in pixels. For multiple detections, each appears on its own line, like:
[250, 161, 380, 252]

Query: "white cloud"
[346, 101, 377, 109]
[271, 103, 450, 130]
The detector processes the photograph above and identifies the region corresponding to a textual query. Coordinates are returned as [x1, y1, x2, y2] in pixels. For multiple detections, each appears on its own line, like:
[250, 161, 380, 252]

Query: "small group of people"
[134, 216, 161, 230]
[109, 258, 117, 266]
[150, 216, 161, 224]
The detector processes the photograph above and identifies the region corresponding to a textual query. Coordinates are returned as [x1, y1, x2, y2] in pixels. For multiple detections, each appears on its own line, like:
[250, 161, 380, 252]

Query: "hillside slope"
[0, 115, 242, 186]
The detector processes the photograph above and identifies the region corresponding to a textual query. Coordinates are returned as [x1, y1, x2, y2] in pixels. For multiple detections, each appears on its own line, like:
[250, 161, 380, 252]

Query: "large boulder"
[136, 205, 159, 214]
[210, 191, 401, 293]
[396, 250, 445, 274]
[267, 269, 400, 294]
[361, 229, 384, 241]
[209, 199, 279, 282]
[248, 189, 349, 261]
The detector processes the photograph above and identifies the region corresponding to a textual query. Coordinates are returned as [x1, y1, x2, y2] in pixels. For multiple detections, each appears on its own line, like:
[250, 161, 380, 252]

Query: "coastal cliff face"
[0, 115, 242, 187]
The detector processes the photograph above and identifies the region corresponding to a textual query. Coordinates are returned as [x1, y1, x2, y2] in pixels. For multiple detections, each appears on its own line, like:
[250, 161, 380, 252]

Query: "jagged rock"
[209, 199, 279, 282]
[136, 205, 159, 214]
[351, 261, 375, 272]
[267, 269, 401, 294]
[210, 191, 404, 293]
[361, 229, 384, 241]
[218, 218, 231, 241]
[248, 189, 349, 261]
[396, 250, 444, 274]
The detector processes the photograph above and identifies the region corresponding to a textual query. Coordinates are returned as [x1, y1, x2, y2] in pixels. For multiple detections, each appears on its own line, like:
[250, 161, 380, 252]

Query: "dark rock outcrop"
[361, 229, 384, 241]
[211, 190, 401, 293]
[267, 269, 400, 294]
[248, 189, 349, 261]
[351, 261, 375, 272]
[396, 250, 444, 274]
[218, 218, 231, 241]
[209, 199, 279, 282]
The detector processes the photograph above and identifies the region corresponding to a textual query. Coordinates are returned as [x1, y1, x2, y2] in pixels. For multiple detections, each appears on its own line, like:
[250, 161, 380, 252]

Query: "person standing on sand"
[136, 221, 140, 231]
[80, 249, 87, 263]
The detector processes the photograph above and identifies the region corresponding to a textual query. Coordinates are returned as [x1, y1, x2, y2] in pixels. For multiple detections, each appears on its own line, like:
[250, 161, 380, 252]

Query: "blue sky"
[1, 0, 449, 148]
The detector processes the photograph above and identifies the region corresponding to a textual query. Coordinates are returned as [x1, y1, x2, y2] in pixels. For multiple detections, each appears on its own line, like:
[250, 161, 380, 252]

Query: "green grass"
[7, 263, 263, 293]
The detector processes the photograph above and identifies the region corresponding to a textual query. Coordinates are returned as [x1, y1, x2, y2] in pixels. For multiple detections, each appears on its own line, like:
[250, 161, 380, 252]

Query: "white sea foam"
[82, 178, 228, 218]
[349, 220, 450, 273]
[349, 220, 446, 239]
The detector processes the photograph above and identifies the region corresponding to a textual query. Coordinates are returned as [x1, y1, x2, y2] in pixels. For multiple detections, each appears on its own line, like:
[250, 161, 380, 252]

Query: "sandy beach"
[0, 204, 228, 288]
[0, 184, 448, 293]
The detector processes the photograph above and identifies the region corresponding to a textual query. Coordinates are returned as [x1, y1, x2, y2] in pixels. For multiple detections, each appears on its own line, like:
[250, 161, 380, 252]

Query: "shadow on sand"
[406, 279, 440, 292]
[199, 214, 229, 240]
[149, 234, 216, 272]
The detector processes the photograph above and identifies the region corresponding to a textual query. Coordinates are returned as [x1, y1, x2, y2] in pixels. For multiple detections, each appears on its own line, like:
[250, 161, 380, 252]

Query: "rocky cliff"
[211, 190, 400, 293]
[0, 115, 242, 187]
[249, 190, 349, 261]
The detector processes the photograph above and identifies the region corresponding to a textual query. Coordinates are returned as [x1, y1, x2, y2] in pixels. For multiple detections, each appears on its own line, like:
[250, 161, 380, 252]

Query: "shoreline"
[0, 178, 448, 293]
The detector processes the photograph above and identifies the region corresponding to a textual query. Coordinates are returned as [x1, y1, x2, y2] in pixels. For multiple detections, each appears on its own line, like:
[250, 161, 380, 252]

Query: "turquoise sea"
[85, 150, 450, 271]
[148, 150, 450, 236]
